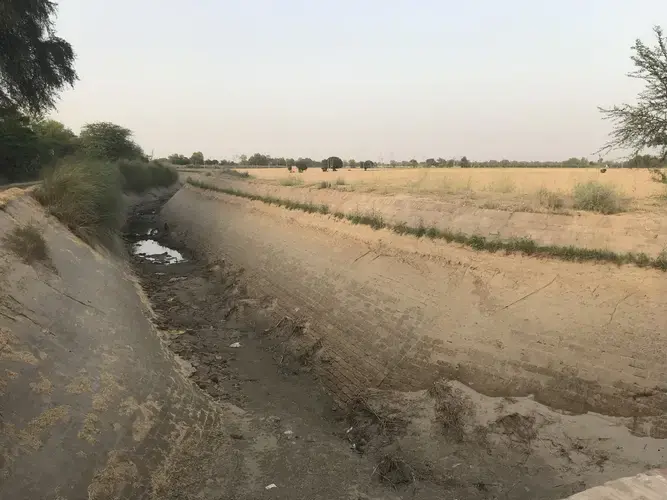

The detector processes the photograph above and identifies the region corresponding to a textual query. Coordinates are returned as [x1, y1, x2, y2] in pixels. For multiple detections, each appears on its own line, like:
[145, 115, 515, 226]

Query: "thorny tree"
[599, 26, 667, 163]
[0, 0, 77, 114]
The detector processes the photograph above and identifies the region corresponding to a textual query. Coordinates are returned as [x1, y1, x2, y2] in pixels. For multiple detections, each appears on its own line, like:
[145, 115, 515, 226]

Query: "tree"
[33, 119, 78, 162]
[239, 154, 248, 165]
[190, 151, 204, 165]
[0, 106, 43, 182]
[599, 26, 667, 159]
[361, 160, 374, 171]
[247, 153, 270, 166]
[0, 0, 77, 114]
[460, 156, 471, 168]
[79, 122, 143, 161]
[168, 153, 189, 165]
[348, 159, 357, 167]
[327, 156, 343, 172]
[295, 158, 311, 172]
[425, 158, 436, 167]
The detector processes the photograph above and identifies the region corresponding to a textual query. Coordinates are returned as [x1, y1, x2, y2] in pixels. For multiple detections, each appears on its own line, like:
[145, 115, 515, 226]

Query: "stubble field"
[238, 166, 666, 213]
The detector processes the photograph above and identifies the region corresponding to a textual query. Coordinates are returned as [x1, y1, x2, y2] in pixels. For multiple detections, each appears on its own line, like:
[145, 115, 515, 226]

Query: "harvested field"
[232, 167, 667, 213]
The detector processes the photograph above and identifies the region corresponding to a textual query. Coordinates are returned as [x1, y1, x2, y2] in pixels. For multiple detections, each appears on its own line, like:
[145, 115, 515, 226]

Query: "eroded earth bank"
[2, 184, 666, 500]
[148, 185, 667, 499]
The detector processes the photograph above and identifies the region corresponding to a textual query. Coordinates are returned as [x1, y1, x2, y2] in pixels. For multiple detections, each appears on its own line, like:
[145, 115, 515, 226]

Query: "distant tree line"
[161, 151, 665, 170]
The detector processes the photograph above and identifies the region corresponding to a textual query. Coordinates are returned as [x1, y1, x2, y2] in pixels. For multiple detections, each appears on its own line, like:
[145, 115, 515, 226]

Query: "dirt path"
[124, 196, 667, 500]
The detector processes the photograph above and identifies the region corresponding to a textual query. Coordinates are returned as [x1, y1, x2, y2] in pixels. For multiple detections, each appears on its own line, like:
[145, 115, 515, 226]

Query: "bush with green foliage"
[34, 160, 125, 246]
[78, 122, 144, 161]
[117, 160, 179, 193]
[220, 167, 250, 178]
[572, 181, 624, 214]
[34, 157, 178, 247]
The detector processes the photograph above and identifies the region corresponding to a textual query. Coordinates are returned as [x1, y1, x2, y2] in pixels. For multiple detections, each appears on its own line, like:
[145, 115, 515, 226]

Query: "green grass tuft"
[280, 177, 304, 186]
[221, 167, 251, 178]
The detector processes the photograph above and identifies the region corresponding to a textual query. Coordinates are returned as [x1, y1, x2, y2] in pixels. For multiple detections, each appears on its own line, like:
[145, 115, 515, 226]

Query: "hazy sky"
[51, 1, 666, 161]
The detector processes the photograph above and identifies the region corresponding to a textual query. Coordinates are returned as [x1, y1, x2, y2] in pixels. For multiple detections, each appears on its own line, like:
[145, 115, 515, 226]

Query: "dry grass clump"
[572, 181, 625, 214]
[280, 177, 303, 186]
[2, 223, 49, 264]
[34, 160, 125, 247]
[428, 382, 474, 442]
[536, 187, 566, 210]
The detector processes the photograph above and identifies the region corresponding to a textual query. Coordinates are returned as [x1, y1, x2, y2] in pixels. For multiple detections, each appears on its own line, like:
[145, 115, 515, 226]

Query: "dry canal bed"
[123, 195, 667, 500]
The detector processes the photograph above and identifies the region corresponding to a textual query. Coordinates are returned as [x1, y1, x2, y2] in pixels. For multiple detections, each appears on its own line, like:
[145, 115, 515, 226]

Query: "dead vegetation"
[2, 223, 50, 265]
[374, 450, 417, 487]
[491, 412, 538, 447]
[428, 381, 475, 442]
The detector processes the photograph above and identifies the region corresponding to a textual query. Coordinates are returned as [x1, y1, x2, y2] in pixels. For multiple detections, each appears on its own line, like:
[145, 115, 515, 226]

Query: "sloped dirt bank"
[152, 186, 667, 498]
[128, 197, 615, 499]
[0, 191, 243, 500]
[162, 186, 667, 422]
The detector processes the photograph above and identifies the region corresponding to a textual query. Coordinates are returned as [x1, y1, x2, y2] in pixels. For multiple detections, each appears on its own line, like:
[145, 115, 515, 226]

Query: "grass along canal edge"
[187, 177, 667, 271]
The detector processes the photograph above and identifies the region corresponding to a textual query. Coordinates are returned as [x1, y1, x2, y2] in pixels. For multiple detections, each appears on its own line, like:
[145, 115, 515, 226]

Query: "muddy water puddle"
[133, 239, 185, 264]
[124, 198, 667, 500]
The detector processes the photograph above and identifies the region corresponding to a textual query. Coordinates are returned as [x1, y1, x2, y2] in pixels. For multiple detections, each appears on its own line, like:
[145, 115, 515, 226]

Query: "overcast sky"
[51, 1, 666, 161]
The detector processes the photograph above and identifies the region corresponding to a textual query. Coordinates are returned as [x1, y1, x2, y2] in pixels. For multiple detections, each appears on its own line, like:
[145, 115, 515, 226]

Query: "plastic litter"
[265, 484, 277, 490]
[229, 342, 241, 348]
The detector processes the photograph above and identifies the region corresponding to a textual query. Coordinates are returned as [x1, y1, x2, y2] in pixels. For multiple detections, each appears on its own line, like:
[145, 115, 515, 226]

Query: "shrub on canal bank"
[34, 158, 178, 247]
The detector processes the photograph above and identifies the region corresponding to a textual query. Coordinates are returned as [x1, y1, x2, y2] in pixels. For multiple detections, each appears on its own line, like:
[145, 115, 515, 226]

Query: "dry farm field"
[237, 166, 667, 213]
[187, 166, 667, 259]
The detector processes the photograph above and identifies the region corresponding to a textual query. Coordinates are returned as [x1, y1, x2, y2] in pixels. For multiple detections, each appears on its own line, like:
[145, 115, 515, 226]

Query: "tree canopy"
[190, 151, 204, 165]
[0, 106, 43, 182]
[0, 0, 77, 114]
[326, 156, 343, 171]
[33, 118, 78, 161]
[599, 26, 667, 159]
[79, 122, 144, 161]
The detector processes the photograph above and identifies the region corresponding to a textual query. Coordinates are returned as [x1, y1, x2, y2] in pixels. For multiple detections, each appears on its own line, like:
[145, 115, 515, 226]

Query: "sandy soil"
[129, 196, 667, 499]
[229, 167, 667, 212]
